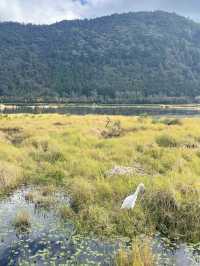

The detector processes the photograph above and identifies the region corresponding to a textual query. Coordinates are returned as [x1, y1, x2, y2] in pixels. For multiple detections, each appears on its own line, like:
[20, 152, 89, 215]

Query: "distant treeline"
[1, 11, 200, 102]
[0, 96, 198, 105]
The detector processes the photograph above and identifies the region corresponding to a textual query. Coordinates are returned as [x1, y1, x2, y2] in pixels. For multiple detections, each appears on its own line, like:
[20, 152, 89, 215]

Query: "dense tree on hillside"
[0, 11, 200, 103]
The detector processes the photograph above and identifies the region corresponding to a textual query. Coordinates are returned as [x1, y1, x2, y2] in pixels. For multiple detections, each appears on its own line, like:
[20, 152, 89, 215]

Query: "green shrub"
[161, 118, 182, 126]
[156, 134, 179, 148]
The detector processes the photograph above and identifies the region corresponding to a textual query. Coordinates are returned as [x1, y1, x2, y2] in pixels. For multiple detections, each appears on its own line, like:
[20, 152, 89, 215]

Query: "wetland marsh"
[1, 114, 200, 265]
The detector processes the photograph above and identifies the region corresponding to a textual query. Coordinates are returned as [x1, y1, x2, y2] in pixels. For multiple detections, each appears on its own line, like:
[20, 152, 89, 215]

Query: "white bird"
[121, 183, 145, 209]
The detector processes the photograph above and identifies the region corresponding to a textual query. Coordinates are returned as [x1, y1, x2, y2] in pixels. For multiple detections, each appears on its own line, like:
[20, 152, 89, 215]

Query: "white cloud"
[0, 0, 84, 24]
[0, 0, 199, 24]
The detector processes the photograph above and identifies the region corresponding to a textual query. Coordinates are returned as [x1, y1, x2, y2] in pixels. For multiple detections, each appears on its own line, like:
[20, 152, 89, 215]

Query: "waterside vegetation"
[0, 114, 200, 243]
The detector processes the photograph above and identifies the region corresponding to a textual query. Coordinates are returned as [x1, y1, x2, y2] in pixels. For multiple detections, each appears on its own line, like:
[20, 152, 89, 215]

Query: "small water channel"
[0, 187, 200, 265]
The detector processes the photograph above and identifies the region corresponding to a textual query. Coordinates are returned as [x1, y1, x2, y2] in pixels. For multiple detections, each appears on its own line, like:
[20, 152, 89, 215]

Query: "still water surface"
[0, 187, 118, 265]
[2, 104, 200, 116]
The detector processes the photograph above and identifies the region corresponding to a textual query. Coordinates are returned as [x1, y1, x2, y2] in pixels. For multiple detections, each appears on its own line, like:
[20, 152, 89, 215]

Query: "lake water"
[2, 104, 200, 116]
[0, 187, 200, 265]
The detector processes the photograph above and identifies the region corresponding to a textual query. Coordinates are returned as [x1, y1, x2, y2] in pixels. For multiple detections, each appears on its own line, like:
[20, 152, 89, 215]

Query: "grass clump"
[25, 186, 58, 208]
[152, 118, 182, 126]
[116, 238, 156, 266]
[34, 195, 54, 209]
[41, 184, 57, 196]
[69, 178, 96, 212]
[101, 120, 123, 138]
[143, 185, 200, 242]
[59, 205, 75, 220]
[156, 134, 179, 148]
[77, 205, 114, 236]
[13, 210, 31, 232]
[30, 166, 66, 185]
[24, 191, 34, 202]
[0, 161, 22, 193]
[161, 118, 182, 126]
[30, 143, 65, 163]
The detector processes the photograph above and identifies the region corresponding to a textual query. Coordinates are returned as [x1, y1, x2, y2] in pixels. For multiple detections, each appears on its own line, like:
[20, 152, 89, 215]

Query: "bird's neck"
[134, 186, 140, 196]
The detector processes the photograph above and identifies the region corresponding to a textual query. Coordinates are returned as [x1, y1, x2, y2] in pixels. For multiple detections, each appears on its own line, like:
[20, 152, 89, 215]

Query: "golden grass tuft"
[41, 185, 57, 196]
[59, 205, 75, 220]
[24, 191, 34, 202]
[116, 238, 156, 266]
[25, 188, 56, 208]
[0, 161, 22, 191]
[13, 210, 31, 232]
[34, 195, 54, 208]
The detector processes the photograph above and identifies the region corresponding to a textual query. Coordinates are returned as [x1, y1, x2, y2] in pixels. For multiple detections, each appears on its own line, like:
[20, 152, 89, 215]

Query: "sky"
[0, 0, 199, 24]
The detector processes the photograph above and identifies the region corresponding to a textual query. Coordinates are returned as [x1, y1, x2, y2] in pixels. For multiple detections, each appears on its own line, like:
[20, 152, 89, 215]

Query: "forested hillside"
[1, 11, 200, 103]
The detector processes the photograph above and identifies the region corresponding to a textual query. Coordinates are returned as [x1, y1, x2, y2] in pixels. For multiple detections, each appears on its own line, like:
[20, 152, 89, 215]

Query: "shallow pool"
[0, 187, 200, 265]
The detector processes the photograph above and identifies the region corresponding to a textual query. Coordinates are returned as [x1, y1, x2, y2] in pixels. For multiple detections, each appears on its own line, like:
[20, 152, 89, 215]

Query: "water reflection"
[2, 104, 200, 116]
[153, 236, 200, 266]
[0, 187, 118, 265]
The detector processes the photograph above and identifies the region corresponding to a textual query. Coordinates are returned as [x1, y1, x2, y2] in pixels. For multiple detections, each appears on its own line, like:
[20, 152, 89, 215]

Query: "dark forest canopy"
[1, 11, 200, 103]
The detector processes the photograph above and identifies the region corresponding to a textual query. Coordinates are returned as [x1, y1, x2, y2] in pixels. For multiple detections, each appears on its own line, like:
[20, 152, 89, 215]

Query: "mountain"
[1, 11, 200, 103]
